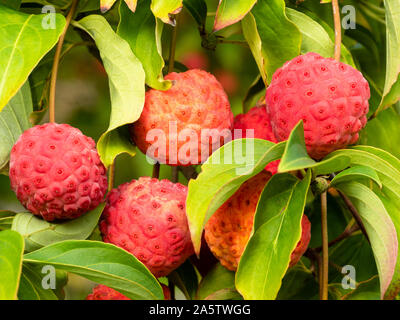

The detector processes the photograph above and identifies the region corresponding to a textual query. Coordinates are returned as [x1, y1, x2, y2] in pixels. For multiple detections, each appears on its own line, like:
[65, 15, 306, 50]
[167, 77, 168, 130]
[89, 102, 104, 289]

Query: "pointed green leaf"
[331, 166, 382, 188]
[151, 0, 182, 24]
[236, 171, 311, 299]
[278, 121, 316, 172]
[0, 4, 66, 111]
[187, 139, 285, 254]
[118, 0, 171, 90]
[376, 0, 400, 113]
[73, 15, 145, 168]
[242, 0, 301, 84]
[12, 203, 105, 252]
[213, 0, 257, 32]
[168, 260, 198, 300]
[18, 264, 58, 300]
[278, 121, 351, 174]
[0, 81, 32, 171]
[196, 263, 236, 300]
[286, 8, 354, 66]
[335, 182, 398, 298]
[23, 240, 163, 300]
[0, 230, 24, 300]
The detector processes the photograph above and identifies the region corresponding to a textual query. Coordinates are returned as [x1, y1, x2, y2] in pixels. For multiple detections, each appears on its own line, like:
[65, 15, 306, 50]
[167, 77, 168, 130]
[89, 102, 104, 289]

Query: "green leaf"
[278, 121, 350, 174]
[0, 81, 32, 171]
[376, 0, 400, 113]
[377, 191, 400, 299]
[278, 121, 316, 172]
[0, 230, 24, 300]
[0, 0, 21, 9]
[18, 264, 58, 300]
[0, 210, 16, 231]
[187, 139, 285, 254]
[360, 107, 400, 160]
[151, 0, 182, 24]
[168, 260, 198, 300]
[335, 182, 398, 298]
[242, 0, 301, 84]
[12, 203, 105, 252]
[277, 264, 319, 300]
[182, 0, 207, 27]
[331, 166, 382, 188]
[196, 263, 236, 300]
[118, 0, 171, 91]
[329, 234, 377, 285]
[23, 240, 163, 300]
[96, 126, 136, 169]
[236, 171, 311, 300]
[213, 0, 257, 32]
[285, 8, 354, 66]
[0, 4, 66, 111]
[205, 288, 243, 300]
[73, 15, 145, 168]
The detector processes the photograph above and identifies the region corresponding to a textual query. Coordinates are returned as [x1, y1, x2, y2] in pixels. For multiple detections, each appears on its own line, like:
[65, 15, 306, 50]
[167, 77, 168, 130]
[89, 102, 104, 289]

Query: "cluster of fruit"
[8, 53, 369, 299]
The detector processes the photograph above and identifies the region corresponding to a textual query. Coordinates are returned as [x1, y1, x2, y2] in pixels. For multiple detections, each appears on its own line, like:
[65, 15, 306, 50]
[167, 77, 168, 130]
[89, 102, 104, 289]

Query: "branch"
[320, 191, 329, 300]
[49, 0, 79, 123]
[338, 190, 370, 243]
[332, 0, 342, 61]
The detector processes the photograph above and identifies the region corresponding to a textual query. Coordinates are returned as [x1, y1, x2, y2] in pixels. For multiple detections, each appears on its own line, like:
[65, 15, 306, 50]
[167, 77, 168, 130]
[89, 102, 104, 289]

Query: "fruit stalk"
[320, 191, 329, 300]
[49, 0, 79, 123]
[152, 162, 160, 179]
[168, 13, 179, 183]
[108, 161, 115, 191]
[332, 0, 342, 61]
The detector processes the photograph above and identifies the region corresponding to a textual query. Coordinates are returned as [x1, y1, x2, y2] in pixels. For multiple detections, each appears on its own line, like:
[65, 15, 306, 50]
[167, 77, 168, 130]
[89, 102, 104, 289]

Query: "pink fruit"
[9, 123, 107, 221]
[266, 52, 370, 159]
[233, 105, 279, 174]
[100, 177, 194, 278]
[131, 69, 233, 166]
[86, 284, 171, 300]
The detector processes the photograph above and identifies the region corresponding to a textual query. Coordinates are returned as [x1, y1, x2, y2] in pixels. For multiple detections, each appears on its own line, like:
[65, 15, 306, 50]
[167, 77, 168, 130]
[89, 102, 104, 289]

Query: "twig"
[179, 166, 198, 180]
[172, 167, 179, 183]
[168, 14, 180, 74]
[49, 0, 79, 123]
[152, 163, 160, 179]
[320, 191, 329, 300]
[108, 161, 115, 191]
[338, 190, 370, 243]
[331, 0, 342, 61]
[315, 223, 360, 253]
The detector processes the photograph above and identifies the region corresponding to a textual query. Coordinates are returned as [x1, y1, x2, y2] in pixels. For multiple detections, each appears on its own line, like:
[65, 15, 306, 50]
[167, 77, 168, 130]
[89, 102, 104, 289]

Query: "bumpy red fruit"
[100, 177, 194, 278]
[266, 52, 370, 160]
[9, 123, 107, 221]
[205, 171, 311, 271]
[131, 69, 233, 166]
[233, 106, 279, 174]
[86, 284, 171, 300]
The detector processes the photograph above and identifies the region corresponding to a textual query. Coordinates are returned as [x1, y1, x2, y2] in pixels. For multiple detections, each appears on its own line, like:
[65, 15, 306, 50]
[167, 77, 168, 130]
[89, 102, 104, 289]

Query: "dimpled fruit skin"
[131, 69, 233, 166]
[86, 284, 171, 300]
[266, 52, 370, 160]
[100, 177, 194, 278]
[9, 123, 107, 221]
[233, 106, 279, 174]
[205, 171, 311, 271]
